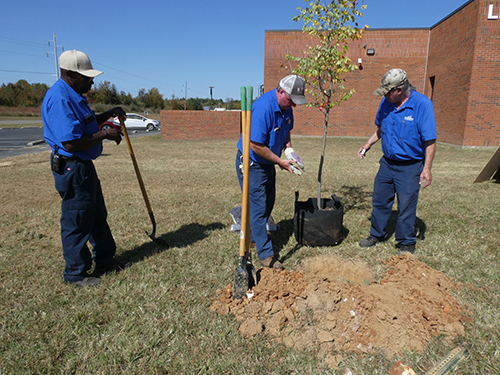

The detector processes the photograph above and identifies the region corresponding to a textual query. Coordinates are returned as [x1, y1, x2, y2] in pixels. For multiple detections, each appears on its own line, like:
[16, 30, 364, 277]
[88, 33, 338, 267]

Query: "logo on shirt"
[404, 115, 414, 122]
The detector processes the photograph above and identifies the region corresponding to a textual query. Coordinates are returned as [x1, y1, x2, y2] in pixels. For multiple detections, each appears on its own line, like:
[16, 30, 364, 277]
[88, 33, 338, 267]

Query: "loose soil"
[210, 254, 471, 369]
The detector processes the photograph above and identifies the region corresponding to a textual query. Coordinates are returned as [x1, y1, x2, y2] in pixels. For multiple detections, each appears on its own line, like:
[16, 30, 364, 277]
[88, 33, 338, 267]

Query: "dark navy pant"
[236, 150, 275, 261]
[370, 156, 424, 245]
[53, 159, 116, 282]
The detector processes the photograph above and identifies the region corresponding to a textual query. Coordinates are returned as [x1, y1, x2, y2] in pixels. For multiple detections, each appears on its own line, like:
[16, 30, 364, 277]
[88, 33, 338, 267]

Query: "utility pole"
[47, 34, 64, 80]
[209, 86, 214, 110]
[184, 81, 187, 110]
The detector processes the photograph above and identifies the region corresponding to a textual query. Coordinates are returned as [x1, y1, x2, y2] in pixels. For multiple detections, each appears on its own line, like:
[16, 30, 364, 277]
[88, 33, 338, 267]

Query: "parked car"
[99, 121, 121, 131]
[114, 113, 160, 131]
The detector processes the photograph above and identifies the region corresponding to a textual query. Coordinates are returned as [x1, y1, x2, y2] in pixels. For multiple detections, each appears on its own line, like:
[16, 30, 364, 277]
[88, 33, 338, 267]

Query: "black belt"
[61, 156, 90, 162]
[53, 154, 89, 163]
[383, 156, 423, 166]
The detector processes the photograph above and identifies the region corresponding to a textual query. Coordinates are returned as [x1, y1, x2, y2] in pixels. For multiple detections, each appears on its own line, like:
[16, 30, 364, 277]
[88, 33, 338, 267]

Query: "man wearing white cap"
[42, 50, 129, 287]
[357, 68, 437, 255]
[236, 74, 307, 269]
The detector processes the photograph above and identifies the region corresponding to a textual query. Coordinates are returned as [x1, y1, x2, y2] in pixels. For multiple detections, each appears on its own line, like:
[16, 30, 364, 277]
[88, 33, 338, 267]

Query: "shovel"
[233, 86, 256, 300]
[118, 116, 168, 247]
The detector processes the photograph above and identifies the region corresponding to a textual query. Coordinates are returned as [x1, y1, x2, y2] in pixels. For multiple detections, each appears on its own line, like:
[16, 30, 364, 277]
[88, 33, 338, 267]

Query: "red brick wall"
[264, 0, 500, 147]
[264, 29, 430, 138]
[427, 0, 478, 146]
[463, 0, 500, 147]
[160, 110, 241, 140]
[160, 0, 500, 147]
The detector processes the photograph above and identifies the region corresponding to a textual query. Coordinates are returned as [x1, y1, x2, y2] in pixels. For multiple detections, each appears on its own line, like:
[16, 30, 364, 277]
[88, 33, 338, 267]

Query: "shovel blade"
[233, 265, 249, 300]
[148, 233, 169, 247]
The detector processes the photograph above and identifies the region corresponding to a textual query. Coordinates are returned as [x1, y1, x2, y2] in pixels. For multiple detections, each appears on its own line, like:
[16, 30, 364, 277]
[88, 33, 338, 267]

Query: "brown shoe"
[260, 256, 284, 270]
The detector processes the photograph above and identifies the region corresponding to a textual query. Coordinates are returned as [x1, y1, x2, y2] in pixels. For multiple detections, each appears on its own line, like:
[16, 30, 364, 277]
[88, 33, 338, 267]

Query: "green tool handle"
[239, 87, 250, 258]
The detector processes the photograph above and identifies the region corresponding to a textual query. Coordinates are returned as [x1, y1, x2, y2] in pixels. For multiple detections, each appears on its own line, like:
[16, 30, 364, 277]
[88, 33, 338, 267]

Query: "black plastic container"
[294, 192, 344, 246]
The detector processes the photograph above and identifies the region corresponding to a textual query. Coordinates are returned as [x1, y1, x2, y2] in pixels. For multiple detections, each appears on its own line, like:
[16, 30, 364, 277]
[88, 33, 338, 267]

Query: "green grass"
[0, 136, 499, 374]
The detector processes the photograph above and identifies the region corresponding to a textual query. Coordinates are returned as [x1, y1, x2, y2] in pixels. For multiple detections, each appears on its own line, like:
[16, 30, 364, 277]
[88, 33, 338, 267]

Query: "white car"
[114, 113, 160, 131]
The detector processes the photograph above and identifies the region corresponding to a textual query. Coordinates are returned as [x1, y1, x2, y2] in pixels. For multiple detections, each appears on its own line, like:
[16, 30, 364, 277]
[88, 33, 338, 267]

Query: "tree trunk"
[317, 109, 329, 210]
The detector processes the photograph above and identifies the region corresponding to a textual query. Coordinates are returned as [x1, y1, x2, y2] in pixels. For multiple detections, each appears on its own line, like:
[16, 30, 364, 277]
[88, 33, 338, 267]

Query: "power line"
[0, 49, 45, 58]
[0, 36, 46, 49]
[0, 69, 52, 75]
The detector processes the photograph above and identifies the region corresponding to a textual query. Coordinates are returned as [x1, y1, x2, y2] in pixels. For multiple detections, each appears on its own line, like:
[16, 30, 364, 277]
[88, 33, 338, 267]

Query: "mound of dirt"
[210, 254, 471, 368]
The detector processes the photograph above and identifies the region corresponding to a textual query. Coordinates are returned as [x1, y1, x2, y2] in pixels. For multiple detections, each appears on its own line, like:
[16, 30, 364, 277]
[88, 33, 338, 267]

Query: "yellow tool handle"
[239, 106, 250, 257]
[118, 116, 153, 214]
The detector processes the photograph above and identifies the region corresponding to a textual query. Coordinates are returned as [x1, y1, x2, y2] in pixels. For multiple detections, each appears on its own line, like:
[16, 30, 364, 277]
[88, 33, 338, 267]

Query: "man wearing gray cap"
[42, 50, 129, 287]
[236, 74, 307, 269]
[357, 68, 437, 255]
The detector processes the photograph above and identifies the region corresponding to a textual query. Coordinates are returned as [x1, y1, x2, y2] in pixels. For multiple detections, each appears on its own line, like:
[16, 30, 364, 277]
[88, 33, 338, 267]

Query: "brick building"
[162, 0, 500, 147]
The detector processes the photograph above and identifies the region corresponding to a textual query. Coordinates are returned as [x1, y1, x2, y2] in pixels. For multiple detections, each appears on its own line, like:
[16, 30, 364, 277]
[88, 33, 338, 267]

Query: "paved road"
[0, 127, 160, 159]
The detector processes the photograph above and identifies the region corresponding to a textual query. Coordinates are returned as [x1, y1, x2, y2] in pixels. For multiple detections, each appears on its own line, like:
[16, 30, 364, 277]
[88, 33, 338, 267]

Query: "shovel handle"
[244, 86, 253, 252]
[118, 116, 153, 214]
[239, 87, 251, 257]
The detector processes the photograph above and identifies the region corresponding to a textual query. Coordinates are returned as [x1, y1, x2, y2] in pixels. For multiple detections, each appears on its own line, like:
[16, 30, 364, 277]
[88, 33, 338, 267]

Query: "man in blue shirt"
[236, 75, 307, 269]
[42, 50, 128, 287]
[357, 68, 437, 255]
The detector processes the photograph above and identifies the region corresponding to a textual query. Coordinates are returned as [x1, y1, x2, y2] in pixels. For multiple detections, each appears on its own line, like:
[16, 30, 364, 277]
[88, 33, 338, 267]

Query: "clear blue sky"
[0, 0, 469, 102]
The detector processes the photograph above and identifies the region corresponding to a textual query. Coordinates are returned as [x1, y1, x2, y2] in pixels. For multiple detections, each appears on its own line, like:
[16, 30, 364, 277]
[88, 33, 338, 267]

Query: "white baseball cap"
[59, 50, 103, 78]
[279, 75, 308, 105]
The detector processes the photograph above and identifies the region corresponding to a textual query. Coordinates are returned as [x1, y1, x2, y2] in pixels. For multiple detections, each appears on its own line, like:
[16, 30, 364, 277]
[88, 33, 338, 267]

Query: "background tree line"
[0, 79, 242, 112]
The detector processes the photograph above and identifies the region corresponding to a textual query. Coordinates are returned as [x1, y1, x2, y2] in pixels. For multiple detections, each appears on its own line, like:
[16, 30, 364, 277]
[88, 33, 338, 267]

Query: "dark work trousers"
[52, 159, 116, 282]
[236, 150, 275, 261]
[370, 156, 424, 246]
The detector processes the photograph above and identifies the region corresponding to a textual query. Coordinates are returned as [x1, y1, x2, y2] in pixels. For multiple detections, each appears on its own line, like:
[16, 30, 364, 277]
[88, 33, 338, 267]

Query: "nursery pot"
[294, 192, 344, 246]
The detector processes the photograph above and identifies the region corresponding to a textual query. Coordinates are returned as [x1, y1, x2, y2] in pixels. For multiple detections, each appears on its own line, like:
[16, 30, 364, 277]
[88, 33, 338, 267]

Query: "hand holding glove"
[285, 148, 305, 175]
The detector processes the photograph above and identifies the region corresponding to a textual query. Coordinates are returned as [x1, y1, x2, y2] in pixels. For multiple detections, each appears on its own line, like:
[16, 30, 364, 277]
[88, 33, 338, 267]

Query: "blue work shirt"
[375, 90, 437, 161]
[42, 79, 102, 160]
[237, 89, 294, 165]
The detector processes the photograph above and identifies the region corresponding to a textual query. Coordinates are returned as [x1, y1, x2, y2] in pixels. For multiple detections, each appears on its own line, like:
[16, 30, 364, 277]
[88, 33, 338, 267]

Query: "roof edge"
[430, 0, 476, 29]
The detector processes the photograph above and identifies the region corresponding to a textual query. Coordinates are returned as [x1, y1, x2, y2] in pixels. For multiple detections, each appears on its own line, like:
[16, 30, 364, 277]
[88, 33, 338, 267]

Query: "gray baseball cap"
[374, 68, 409, 96]
[279, 75, 308, 105]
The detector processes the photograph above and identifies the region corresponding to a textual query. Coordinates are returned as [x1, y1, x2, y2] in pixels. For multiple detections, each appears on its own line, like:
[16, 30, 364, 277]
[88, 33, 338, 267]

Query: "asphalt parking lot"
[0, 126, 159, 159]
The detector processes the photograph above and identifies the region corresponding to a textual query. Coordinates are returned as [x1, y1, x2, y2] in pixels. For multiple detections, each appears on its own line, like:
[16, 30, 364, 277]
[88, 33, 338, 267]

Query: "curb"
[27, 139, 45, 146]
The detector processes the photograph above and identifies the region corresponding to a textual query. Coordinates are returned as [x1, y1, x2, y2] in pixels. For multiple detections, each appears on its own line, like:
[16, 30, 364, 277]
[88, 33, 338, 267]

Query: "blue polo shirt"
[375, 90, 437, 161]
[237, 89, 294, 165]
[42, 79, 102, 160]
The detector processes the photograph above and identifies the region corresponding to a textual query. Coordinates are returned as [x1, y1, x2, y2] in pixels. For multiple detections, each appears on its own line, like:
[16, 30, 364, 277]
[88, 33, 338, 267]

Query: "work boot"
[93, 260, 132, 276]
[260, 256, 284, 270]
[66, 277, 102, 288]
[398, 244, 416, 255]
[359, 236, 383, 248]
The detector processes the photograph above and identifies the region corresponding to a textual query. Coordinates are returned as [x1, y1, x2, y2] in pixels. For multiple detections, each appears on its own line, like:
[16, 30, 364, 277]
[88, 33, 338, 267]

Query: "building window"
[429, 76, 436, 102]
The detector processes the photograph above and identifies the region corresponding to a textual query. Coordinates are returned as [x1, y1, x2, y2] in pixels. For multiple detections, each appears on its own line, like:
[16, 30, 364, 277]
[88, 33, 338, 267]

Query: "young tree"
[287, 0, 366, 209]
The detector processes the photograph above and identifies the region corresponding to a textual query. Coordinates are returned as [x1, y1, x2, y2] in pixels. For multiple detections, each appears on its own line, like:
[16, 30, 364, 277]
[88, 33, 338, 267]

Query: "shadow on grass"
[384, 210, 427, 241]
[338, 185, 373, 212]
[270, 218, 302, 262]
[118, 222, 225, 263]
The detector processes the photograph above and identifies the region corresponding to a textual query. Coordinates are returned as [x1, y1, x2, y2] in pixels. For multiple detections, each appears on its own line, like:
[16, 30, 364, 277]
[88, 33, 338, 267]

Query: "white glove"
[285, 148, 305, 175]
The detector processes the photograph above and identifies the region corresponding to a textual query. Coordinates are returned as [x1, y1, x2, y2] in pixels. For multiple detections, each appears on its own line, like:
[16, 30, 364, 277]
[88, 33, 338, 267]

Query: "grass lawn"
[0, 116, 43, 129]
[0, 136, 498, 374]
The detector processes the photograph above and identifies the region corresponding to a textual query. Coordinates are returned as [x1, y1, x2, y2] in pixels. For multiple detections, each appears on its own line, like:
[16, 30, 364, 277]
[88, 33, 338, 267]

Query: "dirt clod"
[210, 254, 471, 367]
